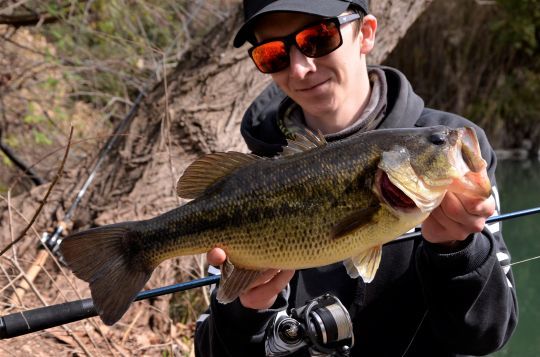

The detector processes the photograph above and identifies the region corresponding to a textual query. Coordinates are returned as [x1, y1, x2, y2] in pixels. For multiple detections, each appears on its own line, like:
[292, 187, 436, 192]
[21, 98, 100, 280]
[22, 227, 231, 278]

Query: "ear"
[360, 15, 377, 55]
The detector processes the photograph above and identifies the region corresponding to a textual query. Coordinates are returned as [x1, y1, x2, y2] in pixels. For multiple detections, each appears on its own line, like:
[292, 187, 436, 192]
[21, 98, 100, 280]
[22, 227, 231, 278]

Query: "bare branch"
[0, 126, 73, 256]
[0, 13, 60, 27]
[0, 140, 47, 186]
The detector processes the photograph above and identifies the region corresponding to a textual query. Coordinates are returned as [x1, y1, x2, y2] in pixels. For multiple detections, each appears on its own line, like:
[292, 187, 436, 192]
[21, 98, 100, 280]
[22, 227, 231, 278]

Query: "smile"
[297, 79, 330, 92]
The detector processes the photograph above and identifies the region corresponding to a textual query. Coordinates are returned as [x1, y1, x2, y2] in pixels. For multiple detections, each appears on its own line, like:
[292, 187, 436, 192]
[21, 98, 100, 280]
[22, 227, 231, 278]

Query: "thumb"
[207, 248, 226, 266]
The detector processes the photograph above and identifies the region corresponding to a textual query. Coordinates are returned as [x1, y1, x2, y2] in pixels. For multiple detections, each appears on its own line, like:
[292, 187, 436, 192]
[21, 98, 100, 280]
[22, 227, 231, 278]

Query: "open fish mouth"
[376, 170, 417, 211]
[375, 127, 492, 213]
[448, 127, 492, 199]
[375, 144, 450, 213]
[376, 168, 448, 213]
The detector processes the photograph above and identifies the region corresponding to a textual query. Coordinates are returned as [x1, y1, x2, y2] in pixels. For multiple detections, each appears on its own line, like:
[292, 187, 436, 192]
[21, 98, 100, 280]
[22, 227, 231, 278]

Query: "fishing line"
[386, 206, 540, 246]
[510, 255, 540, 266]
[400, 308, 429, 357]
[0, 206, 539, 339]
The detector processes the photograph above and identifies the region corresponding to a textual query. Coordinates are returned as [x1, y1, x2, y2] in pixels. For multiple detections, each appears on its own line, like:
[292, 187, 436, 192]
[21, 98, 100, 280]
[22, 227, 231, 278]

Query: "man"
[195, 1, 517, 356]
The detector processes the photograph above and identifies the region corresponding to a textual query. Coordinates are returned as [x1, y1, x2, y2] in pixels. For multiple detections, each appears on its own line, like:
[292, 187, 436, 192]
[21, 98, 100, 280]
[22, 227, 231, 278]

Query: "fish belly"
[221, 206, 427, 270]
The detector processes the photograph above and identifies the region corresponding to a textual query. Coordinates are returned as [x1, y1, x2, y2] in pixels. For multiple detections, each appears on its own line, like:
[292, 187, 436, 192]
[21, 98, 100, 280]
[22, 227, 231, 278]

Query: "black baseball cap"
[233, 0, 369, 48]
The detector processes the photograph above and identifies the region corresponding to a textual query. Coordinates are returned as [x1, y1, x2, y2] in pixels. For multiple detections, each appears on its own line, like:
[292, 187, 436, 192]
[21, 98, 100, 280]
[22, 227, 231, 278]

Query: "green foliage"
[474, 0, 540, 147]
[4, 135, 20, 149]
[1, 0, 231, 339]
[53, 107, 68, 122]
[23, 102, 46, 125]
[41, 77, 60, 91]
[494, 0, 540, 55]
[487, 69, 540, 121]
[384, 0, 540, 152]
[0, 152, 13, 168]
[0, 182, 8, 196]
[25, 0, 216, 108]
[32, 130, 53, 146]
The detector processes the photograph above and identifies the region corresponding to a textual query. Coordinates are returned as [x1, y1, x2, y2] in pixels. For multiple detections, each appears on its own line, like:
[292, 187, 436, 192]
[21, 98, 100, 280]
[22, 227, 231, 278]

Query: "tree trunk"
[0, 0, 433, 349]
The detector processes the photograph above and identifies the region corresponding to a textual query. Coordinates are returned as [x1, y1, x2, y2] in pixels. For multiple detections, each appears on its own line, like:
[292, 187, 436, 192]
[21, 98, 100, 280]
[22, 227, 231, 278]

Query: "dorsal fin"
[281, 129, 327, 156]
[177, 151, 260, 199]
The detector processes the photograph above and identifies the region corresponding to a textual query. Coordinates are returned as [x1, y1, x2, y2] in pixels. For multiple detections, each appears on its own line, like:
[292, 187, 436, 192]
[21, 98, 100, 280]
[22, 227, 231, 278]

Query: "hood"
[240, 66, 425, 156]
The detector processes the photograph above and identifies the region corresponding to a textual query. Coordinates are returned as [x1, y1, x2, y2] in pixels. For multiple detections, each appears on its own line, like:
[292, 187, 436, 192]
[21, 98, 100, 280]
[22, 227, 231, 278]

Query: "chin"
[300, 99, 337, 115]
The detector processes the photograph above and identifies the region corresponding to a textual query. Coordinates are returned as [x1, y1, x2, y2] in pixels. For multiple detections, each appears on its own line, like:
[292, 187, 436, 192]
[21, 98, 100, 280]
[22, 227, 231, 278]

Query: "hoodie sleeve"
[415, 124, 518, 355]
[194, 286, 289, 357]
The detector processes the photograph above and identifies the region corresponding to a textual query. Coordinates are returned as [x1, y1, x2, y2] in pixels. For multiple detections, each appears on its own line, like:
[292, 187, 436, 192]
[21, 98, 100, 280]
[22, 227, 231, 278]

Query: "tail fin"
[60, 222, 153, 325]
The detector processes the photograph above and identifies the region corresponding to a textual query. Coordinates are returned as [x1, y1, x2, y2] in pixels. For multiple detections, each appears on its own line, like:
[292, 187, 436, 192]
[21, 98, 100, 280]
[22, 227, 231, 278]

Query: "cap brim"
[233, 0, 349, 48]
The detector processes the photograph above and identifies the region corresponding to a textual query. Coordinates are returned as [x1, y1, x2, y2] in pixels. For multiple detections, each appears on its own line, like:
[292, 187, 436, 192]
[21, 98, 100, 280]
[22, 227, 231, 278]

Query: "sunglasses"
[248, 13, 361, 74]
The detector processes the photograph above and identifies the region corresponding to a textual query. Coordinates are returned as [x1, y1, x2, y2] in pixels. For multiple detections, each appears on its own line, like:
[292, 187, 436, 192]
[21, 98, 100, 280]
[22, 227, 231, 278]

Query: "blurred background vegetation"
[1, 0, 539, 196]
[0, 0, 539, 353]
[0, 0, 234, 195]
[384, 0, 540, 155]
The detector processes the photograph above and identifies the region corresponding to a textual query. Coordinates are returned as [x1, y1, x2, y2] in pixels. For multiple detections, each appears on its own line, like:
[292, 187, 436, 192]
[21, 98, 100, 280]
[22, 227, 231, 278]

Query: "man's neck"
[302, 73, 372, 135]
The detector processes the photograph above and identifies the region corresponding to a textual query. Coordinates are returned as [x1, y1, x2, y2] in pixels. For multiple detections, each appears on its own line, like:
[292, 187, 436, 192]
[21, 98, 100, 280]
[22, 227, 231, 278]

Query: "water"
[494, 159, 540, 356]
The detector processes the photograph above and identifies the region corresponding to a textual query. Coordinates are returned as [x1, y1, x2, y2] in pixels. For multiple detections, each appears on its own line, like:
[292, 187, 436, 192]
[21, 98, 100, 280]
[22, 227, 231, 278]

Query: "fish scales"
[60, 126, 492, 325]
[136, 138, 382, 269]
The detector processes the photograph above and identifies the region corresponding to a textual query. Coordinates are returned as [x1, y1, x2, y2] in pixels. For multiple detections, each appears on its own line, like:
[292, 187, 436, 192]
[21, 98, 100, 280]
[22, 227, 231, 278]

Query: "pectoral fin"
[343, 245, 382, 283]
[216, 259, 264, 303]
[331, 205, 380, 240]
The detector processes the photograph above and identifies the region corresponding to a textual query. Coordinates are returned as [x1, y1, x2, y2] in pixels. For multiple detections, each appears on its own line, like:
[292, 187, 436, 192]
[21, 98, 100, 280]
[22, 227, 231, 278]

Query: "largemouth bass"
[60, 126, 492, 325]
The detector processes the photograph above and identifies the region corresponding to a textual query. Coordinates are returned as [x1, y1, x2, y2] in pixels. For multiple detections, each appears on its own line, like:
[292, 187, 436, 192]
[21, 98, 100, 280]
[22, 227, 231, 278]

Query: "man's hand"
[207, 248, 295, 310]
[422, 192, 496, 247]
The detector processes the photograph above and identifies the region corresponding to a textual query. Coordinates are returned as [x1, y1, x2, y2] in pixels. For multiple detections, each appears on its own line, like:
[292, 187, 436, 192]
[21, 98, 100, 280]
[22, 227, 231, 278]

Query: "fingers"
[443, 192, 494, 217]
[207, 248, 226, 266]
[440, 193, 494, 230]
[422, 192, 495, 244]
[206, 248, 294, 310]
[459, 194, 496, 217]
[247, 269, 282, 289]
[240, 269, 295, 310]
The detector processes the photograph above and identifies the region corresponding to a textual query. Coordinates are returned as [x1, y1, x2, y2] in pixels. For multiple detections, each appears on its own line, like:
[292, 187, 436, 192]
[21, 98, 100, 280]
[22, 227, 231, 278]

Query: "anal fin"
[216, 259, 264, 304]
[343, 245, 382, 283]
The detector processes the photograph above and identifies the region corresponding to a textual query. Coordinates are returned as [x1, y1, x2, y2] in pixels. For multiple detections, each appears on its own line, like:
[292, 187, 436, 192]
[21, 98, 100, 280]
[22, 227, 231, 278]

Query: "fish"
[60, 125, 492, 325]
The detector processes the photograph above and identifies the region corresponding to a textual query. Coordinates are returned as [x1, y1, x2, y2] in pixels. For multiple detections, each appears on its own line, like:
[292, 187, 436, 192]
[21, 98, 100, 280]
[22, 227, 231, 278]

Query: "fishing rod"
[0, 275, 219, 339]
[387, 205, 540, 245]
[0, 140, 46, 186]
[3, 89, 148, 306]
[43, 89, 147, 255]
[1, 206, 539, 339]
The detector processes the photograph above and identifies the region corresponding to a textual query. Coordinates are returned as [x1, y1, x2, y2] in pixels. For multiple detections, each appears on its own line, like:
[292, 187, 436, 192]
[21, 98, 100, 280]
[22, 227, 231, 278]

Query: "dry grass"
[0, 1, 238, 355]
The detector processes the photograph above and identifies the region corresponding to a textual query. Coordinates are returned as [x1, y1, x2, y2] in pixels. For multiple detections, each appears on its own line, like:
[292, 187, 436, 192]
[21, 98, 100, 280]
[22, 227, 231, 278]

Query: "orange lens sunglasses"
[248, 13, 361, 74]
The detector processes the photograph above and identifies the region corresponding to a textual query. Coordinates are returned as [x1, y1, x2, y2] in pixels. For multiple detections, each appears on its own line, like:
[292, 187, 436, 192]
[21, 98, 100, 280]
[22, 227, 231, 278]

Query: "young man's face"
[253, 12, 376, 119]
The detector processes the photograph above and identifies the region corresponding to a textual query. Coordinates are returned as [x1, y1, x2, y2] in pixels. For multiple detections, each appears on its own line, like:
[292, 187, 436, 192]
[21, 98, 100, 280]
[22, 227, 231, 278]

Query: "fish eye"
[429, 133, 447, 145]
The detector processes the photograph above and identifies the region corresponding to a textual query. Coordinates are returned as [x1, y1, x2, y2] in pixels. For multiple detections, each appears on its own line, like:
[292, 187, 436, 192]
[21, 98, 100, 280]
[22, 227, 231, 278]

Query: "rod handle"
[0, 298, 96, 339]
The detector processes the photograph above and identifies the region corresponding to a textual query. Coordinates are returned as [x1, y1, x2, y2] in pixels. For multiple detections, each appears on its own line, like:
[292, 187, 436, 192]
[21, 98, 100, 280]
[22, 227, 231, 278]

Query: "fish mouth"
[375, 147, 449, 214]
[375, 127, 492, 214]
[376, 170, 417, 211]
[448, 127, 492, 199]
[376, 169, 447, 214]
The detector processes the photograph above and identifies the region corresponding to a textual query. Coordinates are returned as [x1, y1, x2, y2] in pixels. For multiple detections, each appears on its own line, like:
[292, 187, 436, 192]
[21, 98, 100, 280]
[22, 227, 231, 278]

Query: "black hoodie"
[195, 66, 517, 357]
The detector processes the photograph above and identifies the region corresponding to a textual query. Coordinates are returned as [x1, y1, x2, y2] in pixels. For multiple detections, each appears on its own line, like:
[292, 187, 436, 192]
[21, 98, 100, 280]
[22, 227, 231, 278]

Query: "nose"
[288, 45, 316, 79]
